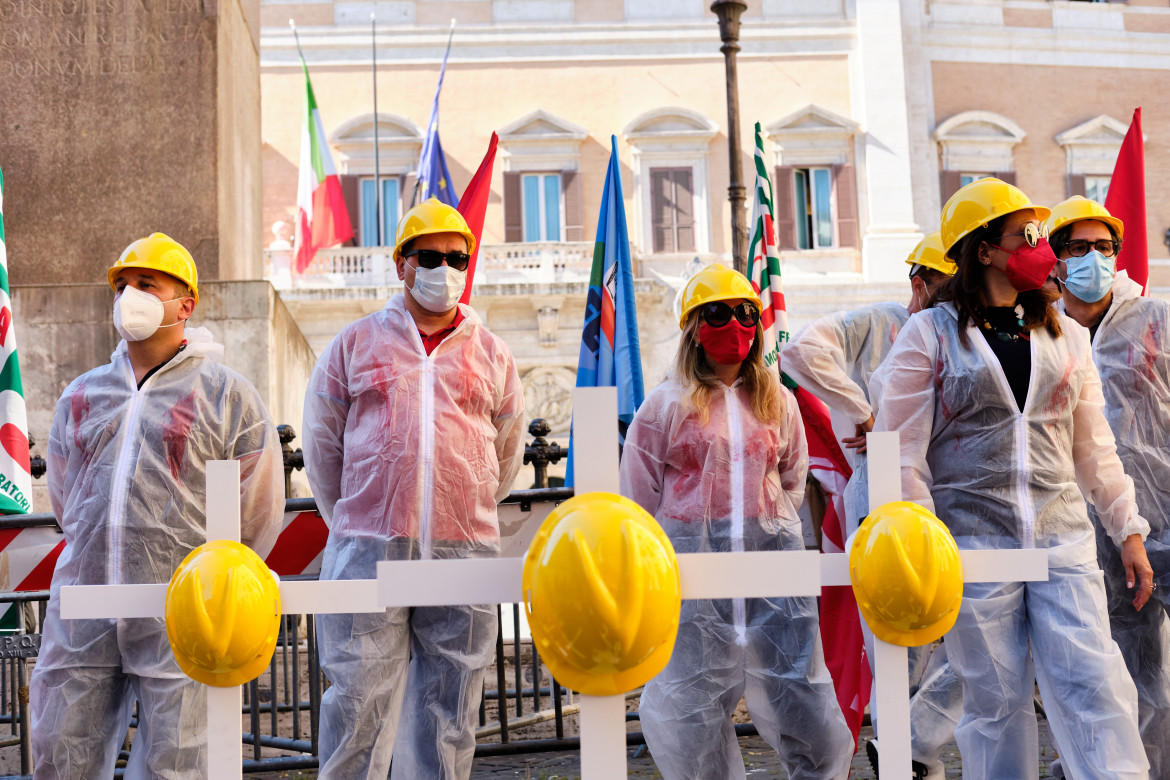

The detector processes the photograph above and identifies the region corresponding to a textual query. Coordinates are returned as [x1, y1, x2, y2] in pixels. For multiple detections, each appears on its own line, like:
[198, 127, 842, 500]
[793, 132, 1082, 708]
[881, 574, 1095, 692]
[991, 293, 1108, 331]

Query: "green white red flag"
[0, 166, 31, 517]
[746, 127, 871, 743]
[746, 121, 788, 369]
[293, 57, 353, 273]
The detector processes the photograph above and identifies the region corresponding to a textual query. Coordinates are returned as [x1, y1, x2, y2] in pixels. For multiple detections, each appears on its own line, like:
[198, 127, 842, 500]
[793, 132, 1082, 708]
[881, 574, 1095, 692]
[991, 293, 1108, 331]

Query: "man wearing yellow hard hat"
[29, 233, 284, 777]
[782, 232, 961, 778]
[1046, 196, 1170, 777]
[302, 198, 525, 779]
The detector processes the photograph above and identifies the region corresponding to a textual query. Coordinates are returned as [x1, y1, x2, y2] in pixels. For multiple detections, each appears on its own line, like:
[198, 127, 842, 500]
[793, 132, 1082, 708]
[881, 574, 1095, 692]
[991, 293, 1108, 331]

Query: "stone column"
[854, 0, 923, 281]
[0, 0, 262, 285]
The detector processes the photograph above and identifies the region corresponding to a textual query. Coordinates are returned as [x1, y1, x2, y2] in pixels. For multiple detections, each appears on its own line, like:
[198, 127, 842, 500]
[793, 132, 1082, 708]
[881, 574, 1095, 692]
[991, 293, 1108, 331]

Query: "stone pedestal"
[0, 0, 262, 285]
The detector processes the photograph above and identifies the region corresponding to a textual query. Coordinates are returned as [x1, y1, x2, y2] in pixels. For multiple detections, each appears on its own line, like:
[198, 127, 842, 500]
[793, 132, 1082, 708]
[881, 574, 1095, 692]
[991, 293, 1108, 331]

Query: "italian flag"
[0, 165, 59, 632]
[293, 58, 353, 274]
[746, 121, 788, 370]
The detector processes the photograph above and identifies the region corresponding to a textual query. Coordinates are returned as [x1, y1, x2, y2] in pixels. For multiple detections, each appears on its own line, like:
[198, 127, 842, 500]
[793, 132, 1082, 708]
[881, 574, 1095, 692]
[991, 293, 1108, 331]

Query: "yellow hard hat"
[678, 263, 764, 329]
[1044, 196, 1124, 242]
[108, 232, 199, 304]
[165, 540, 282, 688]
[849, 501, 963, 647]
[905, 231, 956, 277]
[393, 198, 477, 259]
[523, 492, 681, 696]
[940, 178, 1051, 259]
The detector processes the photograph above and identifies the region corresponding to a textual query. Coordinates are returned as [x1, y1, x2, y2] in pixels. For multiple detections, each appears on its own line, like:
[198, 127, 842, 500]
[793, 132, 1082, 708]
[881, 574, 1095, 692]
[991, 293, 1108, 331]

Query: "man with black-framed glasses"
[302, 197, 525, 780]
[1046, 195, 1170, 779]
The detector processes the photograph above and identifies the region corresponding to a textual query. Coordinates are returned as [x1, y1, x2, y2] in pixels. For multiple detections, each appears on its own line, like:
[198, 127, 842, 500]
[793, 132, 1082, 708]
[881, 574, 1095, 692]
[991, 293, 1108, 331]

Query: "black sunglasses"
[404, 248, 471, 272]
[701, 301, 760, 328]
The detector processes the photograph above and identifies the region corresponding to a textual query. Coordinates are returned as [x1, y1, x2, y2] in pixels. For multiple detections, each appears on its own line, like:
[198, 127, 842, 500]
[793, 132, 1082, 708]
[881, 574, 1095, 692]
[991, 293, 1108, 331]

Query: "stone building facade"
[257, 0, 1170, 442]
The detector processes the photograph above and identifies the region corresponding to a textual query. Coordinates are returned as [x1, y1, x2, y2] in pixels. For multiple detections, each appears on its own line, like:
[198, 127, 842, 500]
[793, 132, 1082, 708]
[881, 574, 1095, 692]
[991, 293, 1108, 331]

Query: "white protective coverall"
[303, 295, 524, 780]
[871, 303, 1150, 780]
[782, 301, 961, 775]
[781, 300, 908, 529]
[1085, 270, 1170, 777]
[31, 328, 284, 780]
[620, 379, 852, 780]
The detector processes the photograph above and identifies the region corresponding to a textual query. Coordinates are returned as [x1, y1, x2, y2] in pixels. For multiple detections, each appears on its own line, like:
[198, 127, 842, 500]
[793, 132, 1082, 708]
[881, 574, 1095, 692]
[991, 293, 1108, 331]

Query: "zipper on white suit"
[725, 385, 748, 646]
[107, 355, 145, 584]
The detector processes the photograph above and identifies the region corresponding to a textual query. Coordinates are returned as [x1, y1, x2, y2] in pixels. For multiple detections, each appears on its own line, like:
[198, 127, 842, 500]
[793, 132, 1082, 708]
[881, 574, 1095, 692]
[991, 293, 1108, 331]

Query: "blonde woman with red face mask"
[620, 264, 852, 780]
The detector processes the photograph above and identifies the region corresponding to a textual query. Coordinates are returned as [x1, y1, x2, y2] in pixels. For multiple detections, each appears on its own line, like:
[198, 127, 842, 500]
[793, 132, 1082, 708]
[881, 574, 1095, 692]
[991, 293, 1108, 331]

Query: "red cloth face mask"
[698, 320, 755, 365]
[992, 237, 1058, 292]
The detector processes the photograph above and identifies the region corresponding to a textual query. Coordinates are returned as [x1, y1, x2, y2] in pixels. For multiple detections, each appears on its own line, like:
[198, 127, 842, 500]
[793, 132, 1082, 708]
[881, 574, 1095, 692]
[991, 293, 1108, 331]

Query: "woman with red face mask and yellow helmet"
[871, 178, 1153, 778]
[620, 263, 853, 780]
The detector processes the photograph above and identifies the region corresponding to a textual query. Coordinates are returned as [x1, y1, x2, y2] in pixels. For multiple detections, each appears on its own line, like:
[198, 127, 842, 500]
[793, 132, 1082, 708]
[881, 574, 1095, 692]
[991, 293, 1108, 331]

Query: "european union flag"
[566, 135, 645, 485]
[415, 40, 458, 207]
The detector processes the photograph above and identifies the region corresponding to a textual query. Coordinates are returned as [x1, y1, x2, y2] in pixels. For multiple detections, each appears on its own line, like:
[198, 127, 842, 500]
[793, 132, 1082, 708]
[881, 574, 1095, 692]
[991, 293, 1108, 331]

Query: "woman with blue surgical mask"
[1047, 195, 1170, 778]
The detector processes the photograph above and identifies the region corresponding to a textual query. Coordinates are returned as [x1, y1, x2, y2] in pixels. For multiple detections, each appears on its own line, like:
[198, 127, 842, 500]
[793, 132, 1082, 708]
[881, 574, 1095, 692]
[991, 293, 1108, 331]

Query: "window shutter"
[773, 166, 796, 250]
[939, 171, 963, 205]
[674, 169, 696, 253]
[831, 164, 859, 249]
[650, 169, 674, 253]
[1067, 174, 1086, 198]
[340, 175, 360, 247]
[995, 171, 1017, 186]
[504, 172, 522, 243]
[562, 171, 584, 241]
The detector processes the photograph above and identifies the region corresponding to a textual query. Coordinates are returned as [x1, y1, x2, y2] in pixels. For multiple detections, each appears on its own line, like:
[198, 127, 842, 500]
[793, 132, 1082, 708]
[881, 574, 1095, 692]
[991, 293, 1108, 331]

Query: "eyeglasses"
[1063, 238, 1120, 259]
[701, 301, 760, 328]
[994, 222, 1047, 249]
[404, 248, 471, 272]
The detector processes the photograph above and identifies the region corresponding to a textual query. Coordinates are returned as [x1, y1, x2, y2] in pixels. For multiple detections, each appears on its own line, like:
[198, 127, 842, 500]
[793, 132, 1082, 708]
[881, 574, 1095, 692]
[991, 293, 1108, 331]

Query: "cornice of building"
[261, 20, 856, 69]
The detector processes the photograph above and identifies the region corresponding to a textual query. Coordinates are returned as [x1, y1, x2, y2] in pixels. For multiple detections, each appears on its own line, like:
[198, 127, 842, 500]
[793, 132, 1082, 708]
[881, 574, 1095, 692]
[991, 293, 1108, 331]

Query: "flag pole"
[371, 13, 382, 245]
[412, 18, 456, 208]
[289, 19, 306, 62]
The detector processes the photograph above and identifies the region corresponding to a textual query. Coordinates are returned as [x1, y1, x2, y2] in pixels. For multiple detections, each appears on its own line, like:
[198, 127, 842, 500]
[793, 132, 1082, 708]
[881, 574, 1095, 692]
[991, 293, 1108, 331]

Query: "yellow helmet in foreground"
[108, 232, 199, 304]
[523, 492, 681, 696]
[850, 501, 963, 647]
[165, 540, 281, 687]
[678, 263, 763, 329]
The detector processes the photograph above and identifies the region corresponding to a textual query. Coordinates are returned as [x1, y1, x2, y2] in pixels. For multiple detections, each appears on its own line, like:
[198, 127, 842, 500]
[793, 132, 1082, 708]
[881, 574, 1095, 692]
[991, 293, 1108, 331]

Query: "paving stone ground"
[467, 718, 1062, 779]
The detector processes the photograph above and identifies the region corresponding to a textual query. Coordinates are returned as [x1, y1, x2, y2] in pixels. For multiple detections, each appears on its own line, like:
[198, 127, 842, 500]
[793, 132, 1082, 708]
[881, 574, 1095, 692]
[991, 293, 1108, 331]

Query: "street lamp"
[711, 0, 749, 275]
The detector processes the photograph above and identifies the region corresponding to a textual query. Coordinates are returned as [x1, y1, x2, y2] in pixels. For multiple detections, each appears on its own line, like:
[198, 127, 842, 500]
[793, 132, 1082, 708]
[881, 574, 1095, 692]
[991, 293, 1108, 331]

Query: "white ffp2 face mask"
[113, 285, 185, 342]
[408, 265, 466, 313]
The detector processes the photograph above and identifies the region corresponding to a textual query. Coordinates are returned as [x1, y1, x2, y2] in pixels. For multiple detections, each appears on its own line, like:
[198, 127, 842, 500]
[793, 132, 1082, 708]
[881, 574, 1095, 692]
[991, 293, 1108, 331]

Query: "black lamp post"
[711, 0, 749, 275]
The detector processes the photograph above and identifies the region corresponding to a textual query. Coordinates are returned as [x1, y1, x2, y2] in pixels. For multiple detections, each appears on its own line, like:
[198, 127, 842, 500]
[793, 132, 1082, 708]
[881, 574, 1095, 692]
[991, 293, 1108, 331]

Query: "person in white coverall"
[621, 264, 852, 780]
[30, 233, 284, 779]
[1046, 196, 1170, 778]
[303, 199, 525, 780]
[871, 178, 1153, 779]
[782, 232, 960, 780]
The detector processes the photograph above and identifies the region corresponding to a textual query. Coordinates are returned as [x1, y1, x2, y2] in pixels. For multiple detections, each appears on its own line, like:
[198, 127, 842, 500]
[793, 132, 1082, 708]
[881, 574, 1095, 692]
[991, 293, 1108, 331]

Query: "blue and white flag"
[567, 136, 644, 485]
[415, 31, 457, 206]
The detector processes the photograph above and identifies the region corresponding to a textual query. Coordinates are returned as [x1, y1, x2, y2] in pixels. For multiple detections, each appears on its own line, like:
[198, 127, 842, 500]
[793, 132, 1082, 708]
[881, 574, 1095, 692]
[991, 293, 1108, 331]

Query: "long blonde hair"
[674, 312, 784, 426]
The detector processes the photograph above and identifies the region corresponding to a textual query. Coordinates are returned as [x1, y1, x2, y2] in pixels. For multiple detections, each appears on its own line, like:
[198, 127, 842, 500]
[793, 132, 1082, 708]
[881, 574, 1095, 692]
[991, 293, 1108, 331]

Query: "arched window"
[330, 114, 423, 247]
[934, 111, 1026, 202]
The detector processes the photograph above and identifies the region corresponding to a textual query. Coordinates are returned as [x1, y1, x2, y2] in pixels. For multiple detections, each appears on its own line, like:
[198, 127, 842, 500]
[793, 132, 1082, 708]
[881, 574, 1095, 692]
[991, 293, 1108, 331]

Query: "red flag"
[457, 132, 499, 304]
[790, 382, 872, 746]
[1104, 108, 1147, 293]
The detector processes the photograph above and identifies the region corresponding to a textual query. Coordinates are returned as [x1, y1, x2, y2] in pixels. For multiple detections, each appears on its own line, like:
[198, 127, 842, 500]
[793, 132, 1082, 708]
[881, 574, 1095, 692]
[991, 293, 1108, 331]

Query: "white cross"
[59, 460, 386, 779]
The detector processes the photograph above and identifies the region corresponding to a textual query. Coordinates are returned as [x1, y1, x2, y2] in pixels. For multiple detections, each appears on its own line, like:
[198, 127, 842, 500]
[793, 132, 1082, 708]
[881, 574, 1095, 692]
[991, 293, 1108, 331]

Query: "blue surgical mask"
[1063, 249, 1115, 303]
